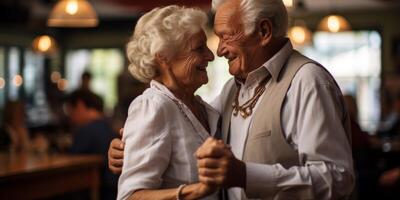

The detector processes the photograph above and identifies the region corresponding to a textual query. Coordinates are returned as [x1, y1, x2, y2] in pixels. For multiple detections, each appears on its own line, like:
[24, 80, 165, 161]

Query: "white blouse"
[117, 80, 220, 200]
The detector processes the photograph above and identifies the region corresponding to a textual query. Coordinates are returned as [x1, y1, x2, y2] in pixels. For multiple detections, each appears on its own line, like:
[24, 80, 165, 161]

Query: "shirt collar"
[150, 80, 220, 137]
[150, 80, 176, 99]
[237, 39, 294, 87]
[263, 40, 294, 82]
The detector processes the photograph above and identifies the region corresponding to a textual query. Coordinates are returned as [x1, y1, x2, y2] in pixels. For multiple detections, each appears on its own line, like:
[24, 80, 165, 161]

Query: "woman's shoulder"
[128, 87, 177, 114]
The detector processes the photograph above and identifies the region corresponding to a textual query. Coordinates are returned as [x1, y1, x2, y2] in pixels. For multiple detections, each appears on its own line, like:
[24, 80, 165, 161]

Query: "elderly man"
[109, 0, 354, 199]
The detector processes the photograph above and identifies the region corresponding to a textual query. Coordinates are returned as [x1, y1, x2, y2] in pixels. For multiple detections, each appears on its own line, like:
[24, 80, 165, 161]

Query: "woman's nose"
[205, 47, 215, 61]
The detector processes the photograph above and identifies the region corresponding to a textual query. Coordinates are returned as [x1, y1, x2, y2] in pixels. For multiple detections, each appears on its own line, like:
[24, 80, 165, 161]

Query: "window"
[65, 48, 124, 114]
[299, 31, 382, 132]
[8, 47, 21, 101]
[0, 47, 5, 108]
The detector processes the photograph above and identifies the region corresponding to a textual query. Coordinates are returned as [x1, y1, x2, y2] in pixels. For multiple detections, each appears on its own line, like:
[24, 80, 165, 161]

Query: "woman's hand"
[197, 182, 218, 197]
[179, 182, 217, 199]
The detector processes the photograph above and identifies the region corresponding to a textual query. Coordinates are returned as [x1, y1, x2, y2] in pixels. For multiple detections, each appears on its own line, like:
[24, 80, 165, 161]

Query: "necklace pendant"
[233, 107, 238, 116]
[245, 107, 252, 116]
[240, 109, 247, 118]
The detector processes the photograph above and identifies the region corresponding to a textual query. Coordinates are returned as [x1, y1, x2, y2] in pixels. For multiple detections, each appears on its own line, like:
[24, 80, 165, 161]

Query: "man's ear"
[258, 18, 273, 46]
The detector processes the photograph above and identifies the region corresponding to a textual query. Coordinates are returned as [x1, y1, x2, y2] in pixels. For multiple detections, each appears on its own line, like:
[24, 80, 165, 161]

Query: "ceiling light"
[318, 14, 351, 33]
[13, 75, 23, 87]
[0, 78, 5, 89]
[57, 79, 68, 91]
[47, 0, 98, 27]
[32, 35, 58, 54]
[51, 71, 62, 83]
[288, 20, 312, 46]
[283, 0, 293, 8]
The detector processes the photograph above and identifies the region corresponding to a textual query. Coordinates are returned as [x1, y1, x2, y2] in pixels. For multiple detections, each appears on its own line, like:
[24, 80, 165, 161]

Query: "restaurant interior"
[1, 0, 400, 199]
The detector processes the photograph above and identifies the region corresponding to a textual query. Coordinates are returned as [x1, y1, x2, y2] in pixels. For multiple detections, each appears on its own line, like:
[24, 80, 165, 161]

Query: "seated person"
[65, 90, 119, 200]
[0, 100, 48, 153]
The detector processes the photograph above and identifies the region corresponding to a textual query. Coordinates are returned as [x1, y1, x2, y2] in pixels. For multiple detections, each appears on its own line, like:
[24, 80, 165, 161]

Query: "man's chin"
[228, 66, 240, 76]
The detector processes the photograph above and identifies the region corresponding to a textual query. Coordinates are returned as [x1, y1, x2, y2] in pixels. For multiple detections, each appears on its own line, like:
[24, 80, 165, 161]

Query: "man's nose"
[217, 41, 227, 57]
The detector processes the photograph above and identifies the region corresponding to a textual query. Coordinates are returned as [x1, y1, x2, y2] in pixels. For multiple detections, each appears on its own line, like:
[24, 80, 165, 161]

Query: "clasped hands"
[195, 137, 246, 192]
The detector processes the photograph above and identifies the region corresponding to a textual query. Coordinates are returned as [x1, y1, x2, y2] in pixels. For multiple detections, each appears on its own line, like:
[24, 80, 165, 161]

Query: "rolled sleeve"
[245, 162, 276, 197]
[291, 64, 354, 199]
[117, 95, 172, 200]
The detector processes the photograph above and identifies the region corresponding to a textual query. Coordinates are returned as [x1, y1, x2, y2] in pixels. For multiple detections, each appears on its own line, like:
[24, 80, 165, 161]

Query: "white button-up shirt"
[211, 41, 354, 199]
[117, 80, 220, 200]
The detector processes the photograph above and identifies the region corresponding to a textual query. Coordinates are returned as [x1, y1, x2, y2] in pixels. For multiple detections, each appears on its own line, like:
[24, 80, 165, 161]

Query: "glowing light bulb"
[66, 0, 79, 15]
[0, 78, 5, 89]
[13, 75, 23, 87]
[51, 71, 62, 83]
[283, 0, 293, 8]
[290, 26, 306, 44]
[57, 79, 68, 91]
[327, 16, 340, 33]
[38, 35, 52, 52]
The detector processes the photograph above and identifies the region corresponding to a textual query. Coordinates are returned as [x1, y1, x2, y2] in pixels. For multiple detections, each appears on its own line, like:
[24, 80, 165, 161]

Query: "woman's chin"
[192, 78, 208, 91]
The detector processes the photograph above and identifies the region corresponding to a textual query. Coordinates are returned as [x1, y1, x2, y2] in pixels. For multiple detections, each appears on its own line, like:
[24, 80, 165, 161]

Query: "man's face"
[214, 0, 262, 80]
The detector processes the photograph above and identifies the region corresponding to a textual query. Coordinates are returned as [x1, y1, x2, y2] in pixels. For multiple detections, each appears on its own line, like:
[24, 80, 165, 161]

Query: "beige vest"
[221, 51, 331, 200]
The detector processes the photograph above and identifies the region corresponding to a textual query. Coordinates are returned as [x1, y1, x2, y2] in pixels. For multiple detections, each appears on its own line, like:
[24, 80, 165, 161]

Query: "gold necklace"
[232, 77, 269, 118]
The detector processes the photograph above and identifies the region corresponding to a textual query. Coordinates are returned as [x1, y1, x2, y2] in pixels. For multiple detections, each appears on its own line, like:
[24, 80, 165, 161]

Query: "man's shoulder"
[292, 62, 338, 87]
[78, 119, 113, 135]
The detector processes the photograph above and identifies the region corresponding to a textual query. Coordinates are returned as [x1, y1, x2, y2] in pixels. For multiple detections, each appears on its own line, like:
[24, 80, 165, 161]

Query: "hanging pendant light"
[288, 20, 312, 46]
[288, 25, 312, 46]
[318, 14, 350, 33]
[32, 35, 58, 55]
[283, 0, 294, 8]
[47, 0, 98, 27]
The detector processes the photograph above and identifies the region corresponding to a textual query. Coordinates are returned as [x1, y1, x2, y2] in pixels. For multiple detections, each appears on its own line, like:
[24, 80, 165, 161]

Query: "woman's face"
[170, 30, 214, 92]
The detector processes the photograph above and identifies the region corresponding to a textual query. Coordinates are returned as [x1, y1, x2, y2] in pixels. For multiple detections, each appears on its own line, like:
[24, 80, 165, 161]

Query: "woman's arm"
[129, 182, 215, 200]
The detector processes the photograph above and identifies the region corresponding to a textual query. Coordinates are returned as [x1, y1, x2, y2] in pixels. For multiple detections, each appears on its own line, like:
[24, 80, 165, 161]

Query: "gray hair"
[212, 0, 288, 37]
[126, 5, 208, 83]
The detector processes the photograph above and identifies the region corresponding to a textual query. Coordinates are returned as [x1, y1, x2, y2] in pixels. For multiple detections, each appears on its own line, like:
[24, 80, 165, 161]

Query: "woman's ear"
[258, 18, 273, 46]
[155, 53, 170, 70]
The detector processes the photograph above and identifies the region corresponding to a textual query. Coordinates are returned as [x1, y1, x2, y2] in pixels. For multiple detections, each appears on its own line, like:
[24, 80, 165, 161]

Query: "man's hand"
[196, 137, 246, 188]
[108, 128, 125, 174]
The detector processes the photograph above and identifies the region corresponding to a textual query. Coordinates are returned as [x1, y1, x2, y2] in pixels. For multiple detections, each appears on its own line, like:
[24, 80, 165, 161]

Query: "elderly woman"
[117, 5, 219, 200]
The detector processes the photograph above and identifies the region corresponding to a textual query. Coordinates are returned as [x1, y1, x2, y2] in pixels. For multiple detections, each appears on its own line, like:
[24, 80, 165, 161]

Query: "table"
[0, 152, 103, 200]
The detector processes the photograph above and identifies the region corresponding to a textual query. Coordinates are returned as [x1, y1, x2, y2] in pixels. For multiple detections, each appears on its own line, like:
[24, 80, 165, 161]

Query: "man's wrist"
[239, 160, 247, 188]
[231, 159, 246, 188]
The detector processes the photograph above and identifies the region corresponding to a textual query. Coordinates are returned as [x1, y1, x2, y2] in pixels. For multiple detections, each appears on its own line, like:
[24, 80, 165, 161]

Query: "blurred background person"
[80, 71, 93, 91]
[0, 100, 49, 153]
[375, 92, 400, 199]
[65, 89, 119, 200]
[343, 94, 370, 152]
[376, 92, 400, 139]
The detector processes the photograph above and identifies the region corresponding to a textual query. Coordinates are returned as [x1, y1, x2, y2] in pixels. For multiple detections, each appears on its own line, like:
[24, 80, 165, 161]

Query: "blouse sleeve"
[117, 95, 172, 200]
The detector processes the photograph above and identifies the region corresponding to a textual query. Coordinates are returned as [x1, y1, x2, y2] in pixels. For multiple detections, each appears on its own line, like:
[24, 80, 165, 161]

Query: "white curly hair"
[126, 5, 208, 83]
[212, 0, 288, 37]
